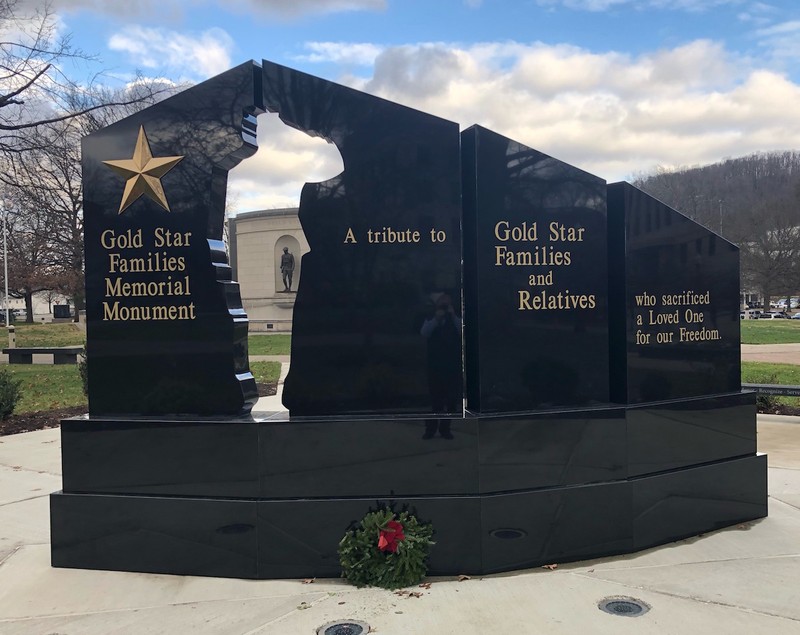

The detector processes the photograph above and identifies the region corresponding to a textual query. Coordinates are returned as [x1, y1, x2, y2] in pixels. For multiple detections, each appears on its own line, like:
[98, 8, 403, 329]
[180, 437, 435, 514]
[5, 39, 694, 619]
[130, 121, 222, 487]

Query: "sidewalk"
[742, 343, 800, 364]
[0, 415, 798, 634]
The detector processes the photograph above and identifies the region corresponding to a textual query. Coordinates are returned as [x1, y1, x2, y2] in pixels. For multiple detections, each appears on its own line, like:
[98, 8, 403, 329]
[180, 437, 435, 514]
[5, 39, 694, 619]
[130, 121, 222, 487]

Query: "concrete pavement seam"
[0, 461, 61, 477]
[566, 552, 800, 573]
[0, 592, 332, 624]
[769, 495, 800, 512]
[239, 594, 351, 635]
[0, 492, 54, 508]
[565, 570, 800, 624]
[0, 545, 21, 570]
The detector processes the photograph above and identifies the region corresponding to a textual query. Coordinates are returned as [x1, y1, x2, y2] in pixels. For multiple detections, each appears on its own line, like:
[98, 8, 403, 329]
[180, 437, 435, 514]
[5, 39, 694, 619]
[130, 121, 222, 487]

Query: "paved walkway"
[2, 344, 799, 366]
[0, 417, 798, 634]
[742, 343, 800, 365]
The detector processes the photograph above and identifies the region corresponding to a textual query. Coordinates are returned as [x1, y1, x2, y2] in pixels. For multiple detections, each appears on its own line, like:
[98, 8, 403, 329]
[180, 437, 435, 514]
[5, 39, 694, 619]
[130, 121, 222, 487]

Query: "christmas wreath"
[338, 507, 434, 589]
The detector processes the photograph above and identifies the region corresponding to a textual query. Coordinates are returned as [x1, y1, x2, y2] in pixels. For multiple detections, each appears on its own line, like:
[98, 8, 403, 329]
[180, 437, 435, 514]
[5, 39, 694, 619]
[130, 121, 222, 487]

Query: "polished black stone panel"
[608, 182, 741, 404]
[477, 407, 626, 493]
[632, 453, 767, 551]
[51, 449, 769, 579]
[627, 392, 757, 477]
[462, 125, 609, 413]
[50, 492, 259, 578]
[60, 418, 260, 498]
[261, 61, 463, 417]
[480, 482, 632, 573]
[83, 61, 262, 416]
[259, 417, 478, 498]
[257, 497, 483, 578]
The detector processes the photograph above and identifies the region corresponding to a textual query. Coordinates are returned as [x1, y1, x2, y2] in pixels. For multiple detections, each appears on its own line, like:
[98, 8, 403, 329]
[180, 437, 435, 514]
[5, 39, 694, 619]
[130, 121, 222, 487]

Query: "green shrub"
[0, 367, 22, 419]
[756, 393, 780, 412]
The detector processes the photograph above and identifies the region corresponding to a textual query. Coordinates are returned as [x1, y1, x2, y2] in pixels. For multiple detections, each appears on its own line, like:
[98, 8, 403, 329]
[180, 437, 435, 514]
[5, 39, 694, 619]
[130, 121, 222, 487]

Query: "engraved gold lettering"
[548, 222, 585, 242]
[494, 221, 537, 242]
[101, 228, 143, 250]
[102, 301, 197, 321]
[153, 227, 192, 247]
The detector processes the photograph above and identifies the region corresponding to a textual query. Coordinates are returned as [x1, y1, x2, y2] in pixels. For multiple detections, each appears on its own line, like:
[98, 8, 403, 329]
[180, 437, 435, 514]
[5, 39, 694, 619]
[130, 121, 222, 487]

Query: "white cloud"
[756, 19, 800, 36]
[536, 0, 627, 9]
[227, 0, 387, 17]
[228, 112, 344, 212]
[296, 42, 385, 66]
[536, 0, 741, 11]
[46, 0, 385, 19]
[738, 2, 779, 26]
[222, 36, 800, 212]
[754, 20, 800, 67]
[262, 39, 800, 188]
[108, 26, 233, 79]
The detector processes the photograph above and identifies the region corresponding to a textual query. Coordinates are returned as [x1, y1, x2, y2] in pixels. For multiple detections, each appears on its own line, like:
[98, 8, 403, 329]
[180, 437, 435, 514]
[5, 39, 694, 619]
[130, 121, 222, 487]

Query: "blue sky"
[33, 0, 800, 209]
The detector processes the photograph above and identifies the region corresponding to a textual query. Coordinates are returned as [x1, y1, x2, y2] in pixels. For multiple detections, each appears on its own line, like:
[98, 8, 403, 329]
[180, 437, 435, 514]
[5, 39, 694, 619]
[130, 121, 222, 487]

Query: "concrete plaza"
[0, 414, 797, 634]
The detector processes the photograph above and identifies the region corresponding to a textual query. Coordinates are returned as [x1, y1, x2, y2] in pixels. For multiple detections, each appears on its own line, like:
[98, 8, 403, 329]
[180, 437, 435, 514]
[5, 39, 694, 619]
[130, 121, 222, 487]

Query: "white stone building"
[227, 208, 307, 332]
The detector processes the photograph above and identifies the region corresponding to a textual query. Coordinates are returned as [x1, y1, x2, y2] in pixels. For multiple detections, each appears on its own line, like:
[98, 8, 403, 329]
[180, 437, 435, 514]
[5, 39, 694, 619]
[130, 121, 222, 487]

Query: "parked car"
[791, 313, 800, 320]
[759, 312, 788, 319]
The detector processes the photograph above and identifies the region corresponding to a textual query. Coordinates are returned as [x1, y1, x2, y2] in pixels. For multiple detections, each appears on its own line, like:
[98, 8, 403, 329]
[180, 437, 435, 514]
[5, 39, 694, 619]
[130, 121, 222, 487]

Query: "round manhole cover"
[598, 597, 650, 617]
[316, 620, 370, 635]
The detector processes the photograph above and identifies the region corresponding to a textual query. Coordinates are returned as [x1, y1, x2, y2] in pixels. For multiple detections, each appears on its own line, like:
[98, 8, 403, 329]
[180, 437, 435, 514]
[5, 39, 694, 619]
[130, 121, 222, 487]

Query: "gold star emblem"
[103, 126, 184, 214]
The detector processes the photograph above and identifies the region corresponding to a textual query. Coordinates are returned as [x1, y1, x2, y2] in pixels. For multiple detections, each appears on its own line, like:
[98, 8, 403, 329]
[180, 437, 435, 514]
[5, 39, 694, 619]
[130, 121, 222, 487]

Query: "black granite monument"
[462, 125, 609, 412]
[50, 60, 766, 580]
[81, 62, 260, 416]
[260, 62, 462, 417]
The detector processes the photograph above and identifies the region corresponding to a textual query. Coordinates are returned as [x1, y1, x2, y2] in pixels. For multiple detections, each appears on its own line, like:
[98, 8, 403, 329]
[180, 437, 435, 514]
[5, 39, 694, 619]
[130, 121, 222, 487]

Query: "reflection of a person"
[420, 294, 462, 439]
[280, 247, 295, 292]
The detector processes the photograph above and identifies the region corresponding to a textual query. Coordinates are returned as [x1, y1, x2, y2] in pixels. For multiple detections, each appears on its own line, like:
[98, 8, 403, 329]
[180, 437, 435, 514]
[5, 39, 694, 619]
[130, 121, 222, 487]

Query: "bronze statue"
[280, 246, 295, 292]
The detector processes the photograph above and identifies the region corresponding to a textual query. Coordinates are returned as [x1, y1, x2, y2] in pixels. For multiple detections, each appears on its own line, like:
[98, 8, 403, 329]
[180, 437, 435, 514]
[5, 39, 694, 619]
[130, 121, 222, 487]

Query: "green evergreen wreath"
[338, 507, 435, 589]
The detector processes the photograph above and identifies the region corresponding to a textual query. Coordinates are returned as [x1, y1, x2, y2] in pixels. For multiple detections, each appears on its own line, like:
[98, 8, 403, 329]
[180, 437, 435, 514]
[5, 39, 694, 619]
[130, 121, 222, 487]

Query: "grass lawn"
[7, 323, 289, 354]
[741, 361, 800, 408]
[741, 319, 800, 345]
[7, 365, 87, 413]
[12, 323, 85, 347]
[5, 361, 280, 416]
[2, 357, 795, 417]
[248, 334, 291, 355]
[249, 361, 281, 383]
[742, 361, 800, 384]
[13, 320, 800, 348]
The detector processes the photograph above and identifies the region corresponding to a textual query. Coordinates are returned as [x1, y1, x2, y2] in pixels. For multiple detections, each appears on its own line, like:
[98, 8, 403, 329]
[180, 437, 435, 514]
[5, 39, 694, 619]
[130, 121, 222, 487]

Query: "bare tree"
[3, 189, 60, 318]
[0, 0, 173, 157]
[0, 0, 181, 321]
[2, 82, 179, 321]
[739, 200, 800, 310]
[634, 151, 800, 306]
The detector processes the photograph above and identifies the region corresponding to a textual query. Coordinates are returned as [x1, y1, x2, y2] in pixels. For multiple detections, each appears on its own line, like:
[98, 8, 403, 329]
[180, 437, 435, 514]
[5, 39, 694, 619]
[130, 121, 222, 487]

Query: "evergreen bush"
[0, 368, 21, 419]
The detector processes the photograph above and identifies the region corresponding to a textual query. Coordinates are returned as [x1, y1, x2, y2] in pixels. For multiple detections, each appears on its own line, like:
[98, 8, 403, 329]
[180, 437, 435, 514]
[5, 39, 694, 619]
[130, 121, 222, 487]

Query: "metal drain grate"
[316, 620, 370, 635]
[598, 597, 650, 617]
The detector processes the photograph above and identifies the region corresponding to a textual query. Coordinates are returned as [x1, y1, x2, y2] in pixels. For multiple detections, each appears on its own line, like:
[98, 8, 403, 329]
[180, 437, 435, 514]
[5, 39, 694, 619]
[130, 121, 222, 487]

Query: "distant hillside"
[633, 151, 800, 306]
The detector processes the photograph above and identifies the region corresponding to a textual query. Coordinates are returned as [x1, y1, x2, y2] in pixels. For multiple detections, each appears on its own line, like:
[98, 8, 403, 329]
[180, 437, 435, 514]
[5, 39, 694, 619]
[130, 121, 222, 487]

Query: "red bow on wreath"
[377, 520, 405, 553]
